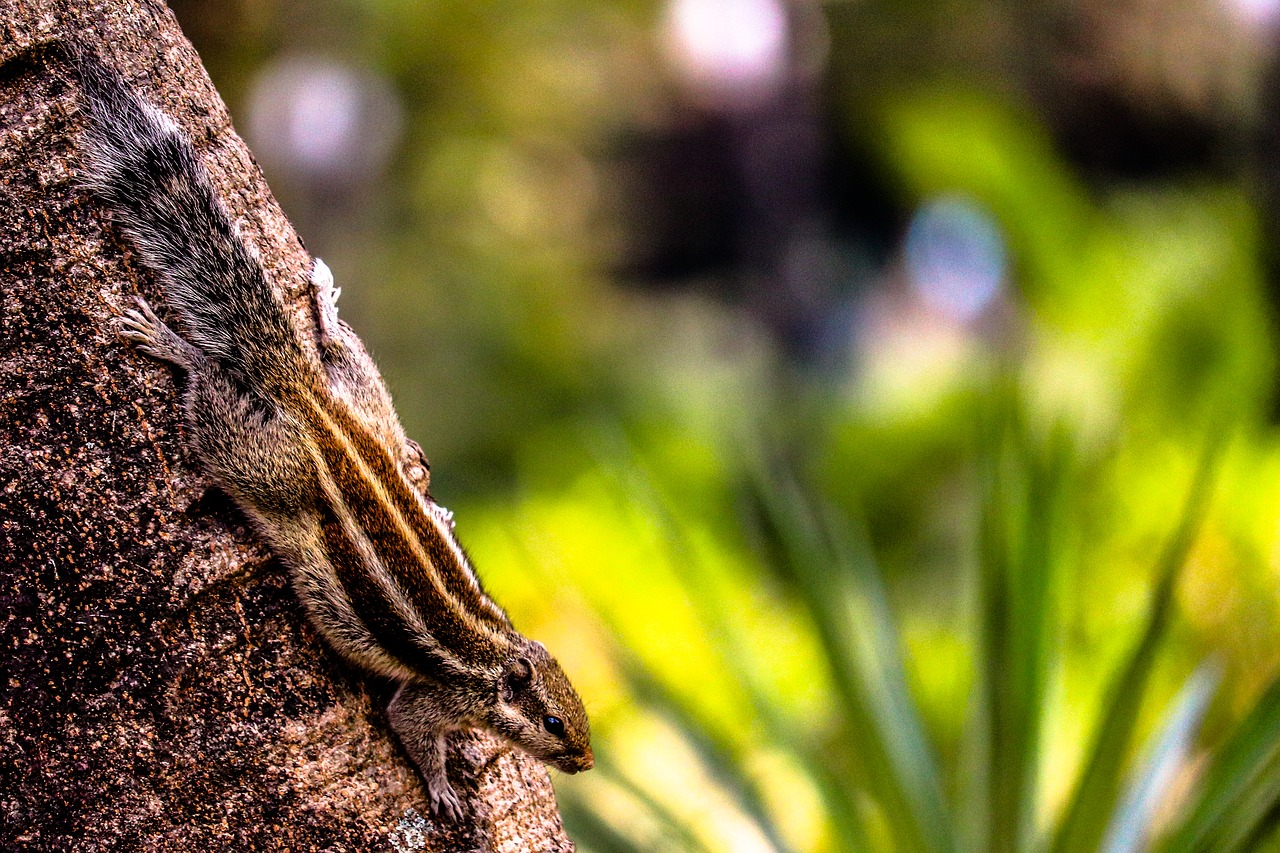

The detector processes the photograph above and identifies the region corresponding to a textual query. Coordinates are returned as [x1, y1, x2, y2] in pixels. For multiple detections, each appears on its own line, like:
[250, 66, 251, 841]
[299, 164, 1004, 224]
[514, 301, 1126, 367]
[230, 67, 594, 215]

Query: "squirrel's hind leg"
[116, 297, 202, 371]
[117, 294, 317, 518]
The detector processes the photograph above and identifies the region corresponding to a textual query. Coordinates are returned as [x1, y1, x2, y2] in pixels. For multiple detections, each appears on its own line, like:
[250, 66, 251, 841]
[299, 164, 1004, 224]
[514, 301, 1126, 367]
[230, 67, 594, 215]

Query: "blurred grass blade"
[590, 439, 871, 853]
[1207, 754, 1280, 851]
[591, 751, 718, 853]
[559, 789, 669, 853]
[611, 642, 799, 853]
[662, 543, 875, 853]
[1159, 674, 1280, 853]
[752, 465, 954, 853]
[976, 413, 1069, 853]
[821, 498, 956, 852]
[955, 676, 992, 853]
[667, 568, 876, 853]
[1101, 663, 1221, 853]
[1050, 435, 1222, 853]
[635, 482, 874, 852]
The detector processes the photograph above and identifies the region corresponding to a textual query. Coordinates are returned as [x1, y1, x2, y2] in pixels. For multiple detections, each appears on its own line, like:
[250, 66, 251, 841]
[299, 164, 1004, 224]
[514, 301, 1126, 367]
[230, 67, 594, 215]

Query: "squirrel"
[70, 46, 592, 821]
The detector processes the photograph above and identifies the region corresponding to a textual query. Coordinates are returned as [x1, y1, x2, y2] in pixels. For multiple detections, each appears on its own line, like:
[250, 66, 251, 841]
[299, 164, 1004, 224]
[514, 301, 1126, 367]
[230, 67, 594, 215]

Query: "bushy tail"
[72, 45, 306, 389]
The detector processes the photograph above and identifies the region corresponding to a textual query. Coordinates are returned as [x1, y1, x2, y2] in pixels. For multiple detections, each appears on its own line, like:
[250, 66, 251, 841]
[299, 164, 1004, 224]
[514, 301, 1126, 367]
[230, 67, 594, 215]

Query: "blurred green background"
[172, 0, 1280, 849]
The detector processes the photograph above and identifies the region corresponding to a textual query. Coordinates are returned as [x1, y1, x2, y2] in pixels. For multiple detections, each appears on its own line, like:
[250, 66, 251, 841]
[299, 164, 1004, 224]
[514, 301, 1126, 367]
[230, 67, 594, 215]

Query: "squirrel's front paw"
[426, 774, 464, 823]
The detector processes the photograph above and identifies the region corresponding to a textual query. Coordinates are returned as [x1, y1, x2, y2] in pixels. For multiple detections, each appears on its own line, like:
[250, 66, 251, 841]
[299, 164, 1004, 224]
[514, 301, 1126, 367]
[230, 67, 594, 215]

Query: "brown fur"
[80, 49, 592, 821]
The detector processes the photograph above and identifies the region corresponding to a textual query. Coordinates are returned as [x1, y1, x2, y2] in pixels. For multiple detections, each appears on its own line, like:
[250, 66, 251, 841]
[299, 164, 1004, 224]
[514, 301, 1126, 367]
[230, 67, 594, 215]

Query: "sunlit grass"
[415, 61, 1280, 853]
[464, 404, 1280, 852]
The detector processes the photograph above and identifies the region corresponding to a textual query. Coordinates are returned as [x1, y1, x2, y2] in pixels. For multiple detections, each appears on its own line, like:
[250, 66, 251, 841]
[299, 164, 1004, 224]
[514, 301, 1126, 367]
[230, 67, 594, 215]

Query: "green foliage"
[514, 416, 1280, 853]
[180, 3, 1280, 846]
[456, 75, 1280, 853]
[1050, 433, 1218, 853]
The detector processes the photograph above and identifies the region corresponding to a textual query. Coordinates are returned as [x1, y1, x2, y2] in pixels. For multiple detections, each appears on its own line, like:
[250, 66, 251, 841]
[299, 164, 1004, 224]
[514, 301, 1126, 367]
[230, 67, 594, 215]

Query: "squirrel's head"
[488, 639, 593, 774]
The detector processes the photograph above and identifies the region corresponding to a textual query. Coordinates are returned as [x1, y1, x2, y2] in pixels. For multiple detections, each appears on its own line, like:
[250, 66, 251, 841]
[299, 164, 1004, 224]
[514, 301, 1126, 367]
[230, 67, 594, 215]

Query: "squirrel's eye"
[543, 715, 565, 737]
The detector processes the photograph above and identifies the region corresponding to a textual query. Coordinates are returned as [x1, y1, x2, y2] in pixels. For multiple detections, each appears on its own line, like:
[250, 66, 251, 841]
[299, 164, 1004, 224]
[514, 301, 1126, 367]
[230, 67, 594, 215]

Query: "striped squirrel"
[71, 46, 592, 821]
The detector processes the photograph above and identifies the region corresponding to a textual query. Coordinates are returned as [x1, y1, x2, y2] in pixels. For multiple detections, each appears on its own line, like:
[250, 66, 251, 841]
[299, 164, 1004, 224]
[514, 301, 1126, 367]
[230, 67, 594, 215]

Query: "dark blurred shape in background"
[621, 0, 889, 366]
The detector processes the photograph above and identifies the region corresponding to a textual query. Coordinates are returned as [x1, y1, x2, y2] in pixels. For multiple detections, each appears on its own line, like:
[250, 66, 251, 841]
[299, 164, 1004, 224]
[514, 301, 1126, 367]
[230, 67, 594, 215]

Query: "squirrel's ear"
[499, 657, 533, 702]
[511, 657, 533, 683]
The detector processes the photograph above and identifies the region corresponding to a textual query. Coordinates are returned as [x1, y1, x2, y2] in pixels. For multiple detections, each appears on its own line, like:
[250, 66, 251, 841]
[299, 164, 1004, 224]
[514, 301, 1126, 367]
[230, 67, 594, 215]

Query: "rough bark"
[0, 2, 574, 850]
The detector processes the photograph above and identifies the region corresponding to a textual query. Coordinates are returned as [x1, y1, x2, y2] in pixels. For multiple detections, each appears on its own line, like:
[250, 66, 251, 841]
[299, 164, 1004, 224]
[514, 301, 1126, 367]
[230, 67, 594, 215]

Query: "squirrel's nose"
[558, 750, 594, 774]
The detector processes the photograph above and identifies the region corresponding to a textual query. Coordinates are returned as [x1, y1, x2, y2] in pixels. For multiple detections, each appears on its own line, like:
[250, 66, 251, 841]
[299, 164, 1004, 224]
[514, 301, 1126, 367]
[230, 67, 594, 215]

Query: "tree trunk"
[0, 2, 574, 850]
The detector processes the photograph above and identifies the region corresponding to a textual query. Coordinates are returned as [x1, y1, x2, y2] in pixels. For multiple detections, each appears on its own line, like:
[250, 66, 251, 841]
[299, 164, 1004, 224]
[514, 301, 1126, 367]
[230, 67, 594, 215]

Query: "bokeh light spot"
[904, 195, 1006, 324]
[661, 0, 789, 108]
[246, 57, 402, 189]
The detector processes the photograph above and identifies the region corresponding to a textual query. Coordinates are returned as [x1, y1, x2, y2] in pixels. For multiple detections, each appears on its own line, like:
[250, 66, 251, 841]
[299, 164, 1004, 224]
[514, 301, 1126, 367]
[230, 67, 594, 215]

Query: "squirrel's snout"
[556, 749, 594, 774]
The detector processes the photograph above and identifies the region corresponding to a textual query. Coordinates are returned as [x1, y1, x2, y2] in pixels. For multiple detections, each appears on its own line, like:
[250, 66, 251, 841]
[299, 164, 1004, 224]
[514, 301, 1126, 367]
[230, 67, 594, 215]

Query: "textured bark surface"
[0, 2, 574, 850]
